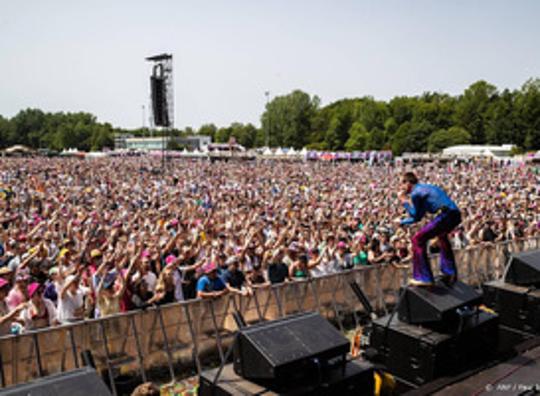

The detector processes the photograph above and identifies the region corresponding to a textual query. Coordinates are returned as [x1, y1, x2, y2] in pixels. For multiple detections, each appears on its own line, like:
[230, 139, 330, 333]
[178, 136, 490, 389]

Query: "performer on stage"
[397, 172, 462, 286]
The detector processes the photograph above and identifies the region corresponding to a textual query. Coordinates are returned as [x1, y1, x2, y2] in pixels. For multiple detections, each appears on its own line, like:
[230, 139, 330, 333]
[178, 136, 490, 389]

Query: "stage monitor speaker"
[233, 312, 350, 381]
[504, 249, 540, 286]
[397, 280, 482, 325]
[0, 367, 111, 396]
[150, 76, 169, 127]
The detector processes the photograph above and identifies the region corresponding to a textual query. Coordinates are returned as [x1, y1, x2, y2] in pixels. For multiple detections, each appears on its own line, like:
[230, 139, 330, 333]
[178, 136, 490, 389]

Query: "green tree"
[0, 115, 14, 148]
[10, 108, 47, 147]
[215, 126, 232, 143]
[345, 122, 369, 151]
[325, 109, 353, 150]
[484, 89, 518, 145]
[198, 123, 217, 141]
[89, 123, 114, 150]
[228, 123, 258, 148]
[391, 121, 434, 155]
[515, 78, 540, 150]
[454, 81, 497, 144]
[261, 90, 319, 148]
[427, 127, 471, 152]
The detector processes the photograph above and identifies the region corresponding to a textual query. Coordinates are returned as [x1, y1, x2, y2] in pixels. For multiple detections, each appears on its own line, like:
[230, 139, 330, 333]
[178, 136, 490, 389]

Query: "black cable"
[383, 286, 408, 344]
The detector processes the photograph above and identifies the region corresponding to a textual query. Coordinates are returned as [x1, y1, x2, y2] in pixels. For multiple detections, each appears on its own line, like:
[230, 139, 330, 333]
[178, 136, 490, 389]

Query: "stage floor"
[434, 345, 540, 395]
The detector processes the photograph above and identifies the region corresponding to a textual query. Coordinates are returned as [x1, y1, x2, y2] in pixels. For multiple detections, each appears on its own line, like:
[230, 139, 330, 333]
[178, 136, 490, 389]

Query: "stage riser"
[199, 360, 374, 395]
[483, 280, 540, 334]
[369, 312, 499, 386]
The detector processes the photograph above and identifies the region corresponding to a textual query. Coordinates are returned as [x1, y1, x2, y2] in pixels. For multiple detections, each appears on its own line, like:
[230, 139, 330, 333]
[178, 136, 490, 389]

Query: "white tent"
[442, 144, 514, 158]
[287, 147, 297, 156]
[86, 152, 107, 158]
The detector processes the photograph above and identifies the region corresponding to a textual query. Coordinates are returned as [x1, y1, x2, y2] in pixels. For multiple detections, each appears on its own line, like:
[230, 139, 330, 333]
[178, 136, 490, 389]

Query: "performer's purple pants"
[411, 210, 461, 282]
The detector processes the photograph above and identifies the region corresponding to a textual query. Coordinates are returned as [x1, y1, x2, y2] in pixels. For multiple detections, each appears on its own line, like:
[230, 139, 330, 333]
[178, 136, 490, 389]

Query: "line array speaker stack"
[199, 312, 374, 395]
[367, 280, 499, 386]
[483, 249, 540, 348]
[150, 75, 169, 127]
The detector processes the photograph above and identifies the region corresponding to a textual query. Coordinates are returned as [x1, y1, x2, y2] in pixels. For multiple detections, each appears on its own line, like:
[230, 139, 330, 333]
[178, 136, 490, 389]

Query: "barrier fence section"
[0, 237, 538, 392]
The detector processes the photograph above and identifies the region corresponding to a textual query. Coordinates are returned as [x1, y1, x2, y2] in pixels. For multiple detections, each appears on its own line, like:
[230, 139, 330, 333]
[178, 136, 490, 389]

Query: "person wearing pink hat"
[19, 282, 57, 330]
[333, 241, 353, 270]
[5, 273, 29, 311]
[196, 262, 228, 299]
[0, 278, 26, 335]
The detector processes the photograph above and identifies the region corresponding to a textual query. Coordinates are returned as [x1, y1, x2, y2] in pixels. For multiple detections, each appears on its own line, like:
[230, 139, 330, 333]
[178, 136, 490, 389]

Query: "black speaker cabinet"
[369, 311, 498, 386]
[0, 367, 111, 396]
[150, 76, 169, 127]
[233, 312, 350, 381]
[397, 280, 482, 326]
[483, 279, 540, 334]
[504, 249, 540, 286]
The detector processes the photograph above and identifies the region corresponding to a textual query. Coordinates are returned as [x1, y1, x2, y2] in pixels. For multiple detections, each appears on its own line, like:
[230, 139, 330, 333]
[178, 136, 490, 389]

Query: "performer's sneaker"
[408, 278, 434, 287]
[440, 274, 457, 286]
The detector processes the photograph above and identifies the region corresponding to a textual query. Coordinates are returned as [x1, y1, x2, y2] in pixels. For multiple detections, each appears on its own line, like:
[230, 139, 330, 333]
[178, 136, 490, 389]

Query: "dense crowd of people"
[0, 157, 538, 334]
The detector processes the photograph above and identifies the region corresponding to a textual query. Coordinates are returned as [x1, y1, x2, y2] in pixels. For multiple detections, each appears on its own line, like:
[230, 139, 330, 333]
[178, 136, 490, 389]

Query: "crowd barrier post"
[208, 299, 225, 365]
[98, 320, 118, 396]
[67, 327, 79, 369]
[129, 314, 147, 384]
[182, 303, 201, 375]
[251, 289, 265, 321]
[156, 306, 176, 383]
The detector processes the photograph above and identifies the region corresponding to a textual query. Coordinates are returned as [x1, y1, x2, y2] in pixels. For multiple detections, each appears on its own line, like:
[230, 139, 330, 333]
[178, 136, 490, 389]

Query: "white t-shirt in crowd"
[58, 286, 90, 323]
[132, 271, 157, 292]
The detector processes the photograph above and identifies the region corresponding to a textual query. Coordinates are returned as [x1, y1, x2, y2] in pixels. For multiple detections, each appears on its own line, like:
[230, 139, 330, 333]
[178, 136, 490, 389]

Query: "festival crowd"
[0, 157, 538, 334]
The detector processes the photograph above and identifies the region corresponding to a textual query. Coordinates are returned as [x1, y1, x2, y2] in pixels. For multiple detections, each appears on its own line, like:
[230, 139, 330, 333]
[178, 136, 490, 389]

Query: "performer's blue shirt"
[401, 183, 459, 225]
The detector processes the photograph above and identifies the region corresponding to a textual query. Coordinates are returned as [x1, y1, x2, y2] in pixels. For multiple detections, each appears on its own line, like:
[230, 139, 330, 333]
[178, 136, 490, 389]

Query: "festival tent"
[274, 148, 284, 156]
[85, 152, 108, 158]
[60, 148, 85, 158]
[3, 145, 35, 156]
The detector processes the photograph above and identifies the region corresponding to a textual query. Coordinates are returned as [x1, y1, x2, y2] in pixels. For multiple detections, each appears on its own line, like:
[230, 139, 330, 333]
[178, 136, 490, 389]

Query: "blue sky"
[1, 0, 538, 129]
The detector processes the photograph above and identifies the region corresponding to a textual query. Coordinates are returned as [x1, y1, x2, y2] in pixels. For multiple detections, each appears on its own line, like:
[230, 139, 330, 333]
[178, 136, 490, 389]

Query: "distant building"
[442, 144, 515, 158]
[178, 135, 212, 150]
[117, 135, 212, 151]
[113, 133, 134, 149]
[207, 143, 246, 152]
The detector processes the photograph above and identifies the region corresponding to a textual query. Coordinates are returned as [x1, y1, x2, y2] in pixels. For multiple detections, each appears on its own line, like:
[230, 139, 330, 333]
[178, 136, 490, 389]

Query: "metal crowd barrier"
[0, 237, 538, 393]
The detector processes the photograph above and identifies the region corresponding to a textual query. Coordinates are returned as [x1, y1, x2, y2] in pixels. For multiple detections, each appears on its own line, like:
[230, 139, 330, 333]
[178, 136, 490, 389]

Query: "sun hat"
[27, 282, 41, 298]
[90, 249, 102, 258]
[0, 278, 9, 289]
[203, 262, 217, 274]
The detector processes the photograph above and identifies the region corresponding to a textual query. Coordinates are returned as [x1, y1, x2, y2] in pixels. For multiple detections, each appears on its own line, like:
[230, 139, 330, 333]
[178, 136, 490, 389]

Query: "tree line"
[0, 78, 538, 154]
